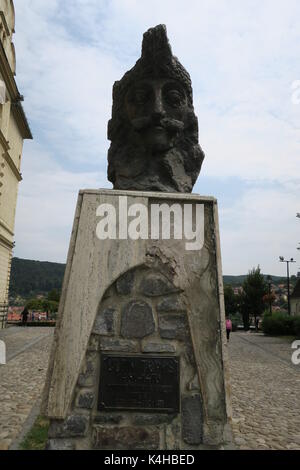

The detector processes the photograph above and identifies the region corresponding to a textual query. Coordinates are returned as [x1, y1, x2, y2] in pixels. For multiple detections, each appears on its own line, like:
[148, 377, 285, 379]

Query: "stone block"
[102, 284, 116, 299]
[77, 391, 95, 410]
[93, 307, 116, 336]
[142, 342, 176, 353]
[156, 297, 184, 313]
[116, 270, 135, 295]
[133, 414, 176, 425]
[87, 334, 100, 352]
[48, 415, 89, 439]
[158, 314, 188, 341]
[93, 414, 123, 425]
[187, 374, 201, 392]
[182, 395, 203, 445]
[77, 373, 94, 388]
[166, 423, 181, 450]
[46, 439, 75, 450]
[121, 300, 155, 339]
[77, 358, 96, 387]
[100, 338, 139, 353]
[92, 426, 160, 450]
[139, 273, 180, 297]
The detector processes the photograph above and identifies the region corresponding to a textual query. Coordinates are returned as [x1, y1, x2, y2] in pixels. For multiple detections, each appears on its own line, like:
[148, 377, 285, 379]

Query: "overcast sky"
[12, 0, 300, 275]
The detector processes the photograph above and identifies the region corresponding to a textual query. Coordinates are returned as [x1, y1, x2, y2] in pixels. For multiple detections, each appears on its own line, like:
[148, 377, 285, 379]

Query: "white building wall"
[0, 1, 30, 328]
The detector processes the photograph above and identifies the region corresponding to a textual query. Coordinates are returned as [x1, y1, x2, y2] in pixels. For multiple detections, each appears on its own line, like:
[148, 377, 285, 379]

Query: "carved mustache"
[131, 116, 184, 132]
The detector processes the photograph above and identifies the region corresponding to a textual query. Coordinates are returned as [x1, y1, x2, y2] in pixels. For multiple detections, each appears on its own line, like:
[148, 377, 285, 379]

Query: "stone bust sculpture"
[107, 24, 205, 193]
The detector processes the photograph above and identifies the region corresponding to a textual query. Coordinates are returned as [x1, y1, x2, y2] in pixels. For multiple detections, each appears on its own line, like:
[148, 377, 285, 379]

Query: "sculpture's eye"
[133, 87, 151, 105]
[164, 88, 186, 107]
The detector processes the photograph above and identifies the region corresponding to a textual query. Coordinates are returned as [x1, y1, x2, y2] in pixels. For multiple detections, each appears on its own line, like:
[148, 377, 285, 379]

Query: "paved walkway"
[229, 332, 300, 450]
[0, 327, 54, 450]
[0, 327, 299, 450]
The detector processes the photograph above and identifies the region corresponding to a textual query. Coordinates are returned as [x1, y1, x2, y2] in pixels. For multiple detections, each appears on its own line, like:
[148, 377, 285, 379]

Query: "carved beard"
[130, 115, 185, 155]
[108, 114, 204, 193]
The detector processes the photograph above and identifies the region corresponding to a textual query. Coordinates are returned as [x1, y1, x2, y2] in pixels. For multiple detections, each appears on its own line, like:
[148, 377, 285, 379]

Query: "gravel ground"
[0, 327, 299, 450]
[229, 332, 300, 450]
[0, 327, 54, 450]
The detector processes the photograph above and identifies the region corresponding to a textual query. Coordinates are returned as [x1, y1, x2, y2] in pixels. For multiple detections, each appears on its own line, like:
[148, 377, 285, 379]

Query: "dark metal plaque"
[98, 355, 180, 413]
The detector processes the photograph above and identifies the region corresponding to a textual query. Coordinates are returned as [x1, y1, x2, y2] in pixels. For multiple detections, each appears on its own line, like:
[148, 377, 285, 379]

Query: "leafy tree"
[25, 297, 59, 320]
[224, 285, 239, 316]
[26, 298, 44, 311]
[43, 300, 59, 320]
[47, 289, 60, 303]
[239, 266, 268, 330]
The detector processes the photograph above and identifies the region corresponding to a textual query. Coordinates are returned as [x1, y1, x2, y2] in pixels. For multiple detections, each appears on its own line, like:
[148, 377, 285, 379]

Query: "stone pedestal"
[42, 189, 233, 450]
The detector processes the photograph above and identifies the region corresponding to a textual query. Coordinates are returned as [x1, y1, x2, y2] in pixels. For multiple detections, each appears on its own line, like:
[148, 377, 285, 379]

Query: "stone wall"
[47, 266, 210, 450]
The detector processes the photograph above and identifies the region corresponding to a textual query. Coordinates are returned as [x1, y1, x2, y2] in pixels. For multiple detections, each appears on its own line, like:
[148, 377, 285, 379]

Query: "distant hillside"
[9, 258, 65, 299]
[8, 257, 292, 300]
[223, 274, 286, 286]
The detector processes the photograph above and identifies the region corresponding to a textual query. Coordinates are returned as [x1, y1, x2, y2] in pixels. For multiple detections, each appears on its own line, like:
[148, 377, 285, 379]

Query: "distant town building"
[291, 278, 300, 317]
[7, 306, 48, 322]
[0, 1, 32, 329]
[7, 305, 22, 321]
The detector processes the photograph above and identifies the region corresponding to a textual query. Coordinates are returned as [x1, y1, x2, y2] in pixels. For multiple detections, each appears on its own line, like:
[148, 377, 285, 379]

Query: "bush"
[262, 311, 300, 336]
[20, 416, 50, 450]
[294, 317, 300, 337]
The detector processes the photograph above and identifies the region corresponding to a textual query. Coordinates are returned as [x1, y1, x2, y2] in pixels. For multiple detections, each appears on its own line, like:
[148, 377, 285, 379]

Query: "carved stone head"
[107, 25, 205, 193]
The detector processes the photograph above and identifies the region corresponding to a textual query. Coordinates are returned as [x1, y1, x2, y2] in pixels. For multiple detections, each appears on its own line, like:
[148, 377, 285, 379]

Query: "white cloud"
[14, 143, 110, 262]
[220, 184, 300, 275]
[12, 0, 300, 273]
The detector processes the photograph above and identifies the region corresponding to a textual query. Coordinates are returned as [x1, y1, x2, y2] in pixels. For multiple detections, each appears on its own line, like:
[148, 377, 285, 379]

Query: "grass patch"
[20, 416, 50, 450]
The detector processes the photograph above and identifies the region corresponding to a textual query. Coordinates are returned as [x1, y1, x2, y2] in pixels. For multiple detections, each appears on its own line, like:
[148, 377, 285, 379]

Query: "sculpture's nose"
[152, 89, 166, 123]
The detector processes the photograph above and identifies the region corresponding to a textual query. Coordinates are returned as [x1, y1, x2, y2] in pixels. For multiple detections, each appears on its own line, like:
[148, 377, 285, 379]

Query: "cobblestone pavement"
[0, 327, 54, 450]
[0, 327, 299, 450]
[229, 332, 300, 450]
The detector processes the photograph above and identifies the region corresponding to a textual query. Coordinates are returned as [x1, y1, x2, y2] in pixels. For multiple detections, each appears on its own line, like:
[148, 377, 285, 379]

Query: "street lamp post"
[297, 214, 300, 252]
[279, 257, 296, 316]
[267, 275, 272, 315]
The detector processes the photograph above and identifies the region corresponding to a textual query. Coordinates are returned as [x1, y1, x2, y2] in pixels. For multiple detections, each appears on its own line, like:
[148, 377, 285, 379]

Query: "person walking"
[21, 307, 29, 326]
[226, 317, 232, 342]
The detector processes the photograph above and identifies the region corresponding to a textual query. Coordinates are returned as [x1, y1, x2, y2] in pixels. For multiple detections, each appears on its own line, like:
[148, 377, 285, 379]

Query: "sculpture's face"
[125, 79, 189, 153]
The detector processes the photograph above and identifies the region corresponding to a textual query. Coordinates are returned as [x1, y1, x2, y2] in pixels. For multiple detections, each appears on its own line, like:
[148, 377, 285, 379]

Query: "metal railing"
[0, 302, 8, 329]
[0, 245, 13, 329]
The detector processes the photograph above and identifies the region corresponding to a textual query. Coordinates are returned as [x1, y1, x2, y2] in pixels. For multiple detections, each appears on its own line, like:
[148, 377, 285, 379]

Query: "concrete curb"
[9, 399, 42, 450]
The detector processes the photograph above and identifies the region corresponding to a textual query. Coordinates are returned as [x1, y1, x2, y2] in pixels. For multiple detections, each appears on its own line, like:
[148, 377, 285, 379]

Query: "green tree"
[47, 289, 60, 303]
[239, 266, 268, 330]
[42, 300, 59, 320]
[26, 298, 44, 311]
[224, 285, 238, 316]
[25, 297, 58, 320]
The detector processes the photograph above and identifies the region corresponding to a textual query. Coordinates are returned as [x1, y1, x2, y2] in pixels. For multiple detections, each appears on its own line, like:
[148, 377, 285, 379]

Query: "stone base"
[42, 189, 233, 450]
